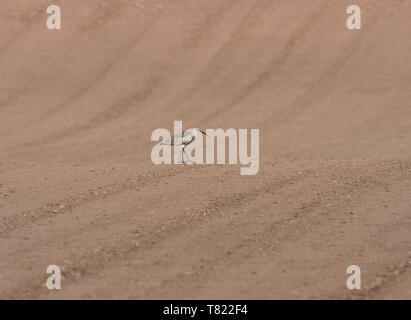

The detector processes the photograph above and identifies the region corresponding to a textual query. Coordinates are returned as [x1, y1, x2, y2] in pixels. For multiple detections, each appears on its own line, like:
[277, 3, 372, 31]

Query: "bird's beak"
[200, 130, 209, 137]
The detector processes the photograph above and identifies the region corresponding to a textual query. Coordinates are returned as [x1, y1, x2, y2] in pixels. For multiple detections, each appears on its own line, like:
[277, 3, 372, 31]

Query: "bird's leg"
[175, 145, 183, 164]
[182, 146, 193, 164]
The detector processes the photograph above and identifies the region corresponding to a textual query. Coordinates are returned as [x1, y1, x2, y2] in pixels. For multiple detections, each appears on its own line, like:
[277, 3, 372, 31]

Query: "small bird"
[160, 128, 208, 163]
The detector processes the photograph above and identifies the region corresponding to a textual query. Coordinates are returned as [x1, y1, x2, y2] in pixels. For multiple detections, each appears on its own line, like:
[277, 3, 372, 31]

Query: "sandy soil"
[0, 0, 410, 299]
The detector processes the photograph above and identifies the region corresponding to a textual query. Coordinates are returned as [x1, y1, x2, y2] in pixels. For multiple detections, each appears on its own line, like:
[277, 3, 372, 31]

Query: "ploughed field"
[0, 0, 410, 299]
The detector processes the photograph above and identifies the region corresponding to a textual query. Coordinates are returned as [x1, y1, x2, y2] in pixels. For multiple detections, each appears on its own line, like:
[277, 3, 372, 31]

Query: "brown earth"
[0, 0, 411, 299]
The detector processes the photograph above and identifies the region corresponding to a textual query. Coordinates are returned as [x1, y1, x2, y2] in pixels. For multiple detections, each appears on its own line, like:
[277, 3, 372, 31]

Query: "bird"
[160, 128, 208, 163]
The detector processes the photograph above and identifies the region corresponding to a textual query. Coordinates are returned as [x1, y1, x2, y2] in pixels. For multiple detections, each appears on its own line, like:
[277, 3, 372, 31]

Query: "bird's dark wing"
[159, 134, 178, 145]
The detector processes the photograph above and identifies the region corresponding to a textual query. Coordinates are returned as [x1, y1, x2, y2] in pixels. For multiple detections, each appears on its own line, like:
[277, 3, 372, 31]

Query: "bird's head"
[192, 128, 208, 137]
[186, 128, 208, 137]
